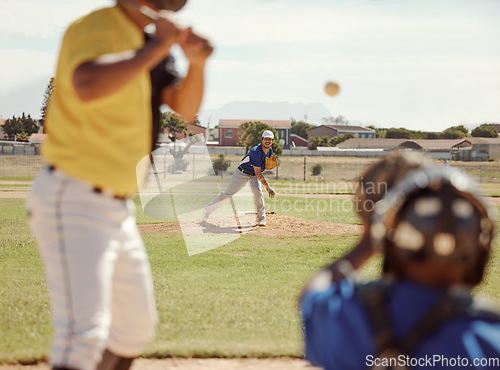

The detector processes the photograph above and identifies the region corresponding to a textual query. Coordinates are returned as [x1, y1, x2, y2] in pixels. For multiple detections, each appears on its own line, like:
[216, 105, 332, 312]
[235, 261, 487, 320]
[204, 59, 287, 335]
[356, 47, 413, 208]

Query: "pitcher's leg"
[204, 170, 250, 217]
[249, 176, 266, 224]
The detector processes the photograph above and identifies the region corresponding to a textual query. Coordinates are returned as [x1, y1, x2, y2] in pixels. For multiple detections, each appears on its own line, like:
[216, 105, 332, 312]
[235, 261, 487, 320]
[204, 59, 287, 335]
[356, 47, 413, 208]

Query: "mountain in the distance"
[198, 101, 333, 128]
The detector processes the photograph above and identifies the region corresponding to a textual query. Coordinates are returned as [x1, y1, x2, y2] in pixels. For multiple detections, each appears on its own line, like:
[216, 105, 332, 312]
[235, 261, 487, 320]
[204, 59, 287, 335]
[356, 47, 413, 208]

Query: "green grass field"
[0, 195, 370, 364]
[1, 155, 500, 364]
[1, 193, 500, 364]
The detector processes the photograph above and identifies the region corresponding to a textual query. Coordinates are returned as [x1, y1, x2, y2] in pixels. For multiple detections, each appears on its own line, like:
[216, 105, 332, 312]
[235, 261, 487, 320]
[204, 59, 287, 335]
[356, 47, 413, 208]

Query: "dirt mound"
[0, 358, 315, 370]
[138, 213, 362, 236]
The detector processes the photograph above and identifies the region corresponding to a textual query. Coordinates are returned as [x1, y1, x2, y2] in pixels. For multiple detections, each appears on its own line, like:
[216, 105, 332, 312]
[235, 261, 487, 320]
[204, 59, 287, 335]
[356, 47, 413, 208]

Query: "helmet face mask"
[371, 167, 495, 286]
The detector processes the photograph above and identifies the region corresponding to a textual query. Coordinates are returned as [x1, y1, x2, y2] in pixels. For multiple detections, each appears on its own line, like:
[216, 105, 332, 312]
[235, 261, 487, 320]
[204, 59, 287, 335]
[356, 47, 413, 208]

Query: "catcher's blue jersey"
[301, 278, 500, 370]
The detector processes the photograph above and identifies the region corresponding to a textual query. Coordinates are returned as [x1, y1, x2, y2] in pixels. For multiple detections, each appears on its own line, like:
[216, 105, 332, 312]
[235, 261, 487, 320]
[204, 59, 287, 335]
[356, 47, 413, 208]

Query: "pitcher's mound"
[138, 213, 362, 236]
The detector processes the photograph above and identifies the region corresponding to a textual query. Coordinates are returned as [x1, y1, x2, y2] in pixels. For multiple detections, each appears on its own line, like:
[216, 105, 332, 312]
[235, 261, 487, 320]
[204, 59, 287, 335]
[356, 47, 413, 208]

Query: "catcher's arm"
[253, 166, 275, 198]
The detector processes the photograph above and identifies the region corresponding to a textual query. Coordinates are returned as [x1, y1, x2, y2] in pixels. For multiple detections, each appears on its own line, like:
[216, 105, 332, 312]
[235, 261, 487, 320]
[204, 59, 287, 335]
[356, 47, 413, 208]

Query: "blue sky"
[1, 0, 500, 131]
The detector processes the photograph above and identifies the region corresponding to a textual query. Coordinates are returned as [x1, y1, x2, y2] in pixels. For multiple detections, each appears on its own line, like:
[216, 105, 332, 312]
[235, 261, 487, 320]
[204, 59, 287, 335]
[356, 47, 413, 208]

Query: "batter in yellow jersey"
[27, 1, 212, 369]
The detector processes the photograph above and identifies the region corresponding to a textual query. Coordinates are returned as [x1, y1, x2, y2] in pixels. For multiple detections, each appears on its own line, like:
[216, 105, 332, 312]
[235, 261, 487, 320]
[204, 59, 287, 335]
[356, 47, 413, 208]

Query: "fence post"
[303, 156, 306, 181]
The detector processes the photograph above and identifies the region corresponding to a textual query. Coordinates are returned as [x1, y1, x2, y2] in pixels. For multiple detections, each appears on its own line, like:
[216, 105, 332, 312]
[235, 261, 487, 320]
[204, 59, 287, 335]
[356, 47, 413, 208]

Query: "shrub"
[311, 163, 324, 176]
[212, 154, 231, 178]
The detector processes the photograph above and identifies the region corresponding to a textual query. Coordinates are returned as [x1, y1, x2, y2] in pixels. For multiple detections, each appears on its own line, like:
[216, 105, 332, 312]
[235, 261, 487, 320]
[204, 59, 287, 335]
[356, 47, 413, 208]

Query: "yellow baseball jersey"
[43, 6, 152, 197]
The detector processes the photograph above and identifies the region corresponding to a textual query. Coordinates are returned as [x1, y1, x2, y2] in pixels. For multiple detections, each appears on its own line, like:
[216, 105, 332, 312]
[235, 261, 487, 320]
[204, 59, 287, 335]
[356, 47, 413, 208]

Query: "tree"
[160, 112, 199, 173]
[385, 127, 412, 139]
[2, 118, 23, 140]
[426, 132, 440, 139]
[447, 125, 468, 135]
[441, 129, 466, 139]
[160, 112, 188, 142]
[40, 77, 55, 128]
[308, 136, 330, 150]
[308, 134, 354, 150]
[439, 125, 468, 140]
[322, 115, 349, 125]
[238, 121, 283, 155]
[367, 126, 387, 138]
[2, 113, 39, 141]
[471, 124, 498, 138]
[329, 133, 354, 146]
[291, 120, 315, 139]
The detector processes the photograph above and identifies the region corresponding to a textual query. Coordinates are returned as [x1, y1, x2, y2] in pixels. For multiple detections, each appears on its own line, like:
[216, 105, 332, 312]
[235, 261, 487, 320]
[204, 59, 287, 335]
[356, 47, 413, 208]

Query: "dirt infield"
[0, 358, 316, 370]
[138, 212, 363, 236]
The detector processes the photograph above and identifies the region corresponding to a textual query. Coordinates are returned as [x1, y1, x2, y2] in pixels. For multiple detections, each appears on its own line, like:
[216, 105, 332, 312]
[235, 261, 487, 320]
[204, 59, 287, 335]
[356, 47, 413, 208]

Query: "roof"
[412, 139, 463, 150]
[29, 133, 47, 143]
[309, 125, 375, 133]
[219, 119, 291, 128]
[337, 138, 408, 149]
[337, 138, 465, 151]
[290, 134, 308, 146]
[453, 137, 500, 146]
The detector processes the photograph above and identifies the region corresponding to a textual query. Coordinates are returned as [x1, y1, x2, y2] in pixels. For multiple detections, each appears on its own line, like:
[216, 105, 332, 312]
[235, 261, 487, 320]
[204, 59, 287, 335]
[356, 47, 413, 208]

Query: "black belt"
[47, 165, 128, 200]
[238, 166, 255, 176]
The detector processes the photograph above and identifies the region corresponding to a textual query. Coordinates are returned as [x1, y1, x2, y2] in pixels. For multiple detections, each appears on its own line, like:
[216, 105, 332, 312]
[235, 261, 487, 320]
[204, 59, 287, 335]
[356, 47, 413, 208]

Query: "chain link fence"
[0, 155, 45, 178]
[1, 153, 499, 185]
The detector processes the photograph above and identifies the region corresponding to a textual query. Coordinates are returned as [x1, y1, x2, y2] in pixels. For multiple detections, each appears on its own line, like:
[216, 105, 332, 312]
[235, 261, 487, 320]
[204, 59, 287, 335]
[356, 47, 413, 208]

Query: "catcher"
[26, 0, 211, 369]
[301, 162, 500, 370]
[203, 130, 277, 226]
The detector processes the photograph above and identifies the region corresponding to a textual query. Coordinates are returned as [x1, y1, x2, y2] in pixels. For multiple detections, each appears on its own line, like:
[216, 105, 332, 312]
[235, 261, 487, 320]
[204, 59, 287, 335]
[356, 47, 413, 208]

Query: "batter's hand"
[177, 28, 213, 66]
[153, 16, 180, 50]
[267, 186, 275, 198]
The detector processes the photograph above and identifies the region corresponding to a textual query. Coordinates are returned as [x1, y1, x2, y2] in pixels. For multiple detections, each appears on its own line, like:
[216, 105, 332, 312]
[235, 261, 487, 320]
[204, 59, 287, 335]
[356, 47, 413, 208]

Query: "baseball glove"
[265, 155, 278, 170]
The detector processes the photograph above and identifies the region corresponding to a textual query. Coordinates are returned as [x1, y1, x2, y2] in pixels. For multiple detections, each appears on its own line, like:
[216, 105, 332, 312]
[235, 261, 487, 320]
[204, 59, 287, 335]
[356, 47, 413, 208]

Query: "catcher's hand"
[265, 155, 278, 170]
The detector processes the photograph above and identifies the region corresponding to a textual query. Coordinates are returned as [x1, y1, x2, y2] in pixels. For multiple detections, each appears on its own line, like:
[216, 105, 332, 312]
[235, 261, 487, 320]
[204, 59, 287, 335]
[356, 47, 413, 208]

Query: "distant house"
[290, 134, 308, 148]
[308, 125, 375, 141]
[158, 121, 207, 143]
[28, 133, 47, 144]
[0, 119, 6, 140]
[452, 137, 500, 161]
[218, 119, 292, 149]
[337, 138, 464, 160]
[337, 138, 408, 150]
[336, 137, 500, 161]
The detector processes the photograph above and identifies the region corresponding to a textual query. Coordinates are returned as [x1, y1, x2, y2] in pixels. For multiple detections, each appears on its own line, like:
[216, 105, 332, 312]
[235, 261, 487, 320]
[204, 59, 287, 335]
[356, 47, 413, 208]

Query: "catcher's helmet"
[371, 166, 495, 286]
[355, 151, 431, 226]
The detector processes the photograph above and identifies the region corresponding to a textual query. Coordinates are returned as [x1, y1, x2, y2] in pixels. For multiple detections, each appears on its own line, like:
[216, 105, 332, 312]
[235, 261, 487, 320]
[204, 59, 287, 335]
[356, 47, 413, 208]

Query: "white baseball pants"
[27, 166, 157, 370]
[204, 168, 265, 222]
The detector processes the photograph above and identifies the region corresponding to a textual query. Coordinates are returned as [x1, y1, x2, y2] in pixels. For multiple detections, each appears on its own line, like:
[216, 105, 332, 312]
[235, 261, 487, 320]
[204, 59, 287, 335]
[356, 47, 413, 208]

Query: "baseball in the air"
[325, 81, 340, 96]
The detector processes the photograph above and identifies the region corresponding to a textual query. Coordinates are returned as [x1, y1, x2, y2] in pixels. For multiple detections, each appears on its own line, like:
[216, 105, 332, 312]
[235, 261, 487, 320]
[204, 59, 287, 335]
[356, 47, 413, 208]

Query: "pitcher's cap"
[262, 130, 274, 139]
